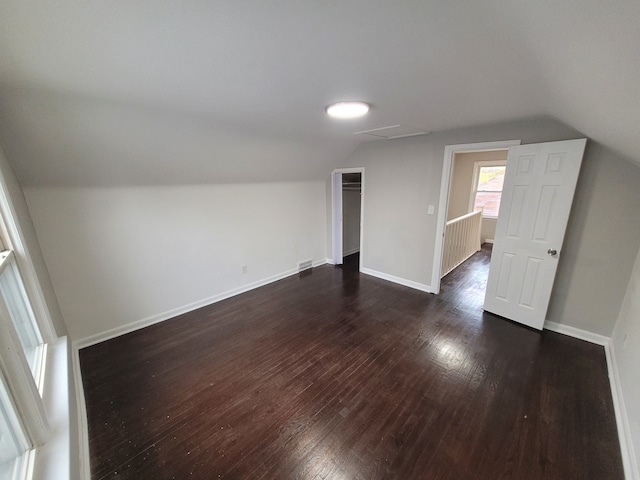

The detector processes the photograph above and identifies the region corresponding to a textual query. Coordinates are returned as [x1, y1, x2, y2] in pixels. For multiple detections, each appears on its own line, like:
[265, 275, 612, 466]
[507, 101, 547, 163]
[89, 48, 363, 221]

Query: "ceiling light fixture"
[325, 101, 370, 119]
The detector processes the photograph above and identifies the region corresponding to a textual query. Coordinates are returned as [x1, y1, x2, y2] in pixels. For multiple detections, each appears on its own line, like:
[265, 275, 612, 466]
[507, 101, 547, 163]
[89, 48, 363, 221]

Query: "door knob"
[547, 248, 558, 256]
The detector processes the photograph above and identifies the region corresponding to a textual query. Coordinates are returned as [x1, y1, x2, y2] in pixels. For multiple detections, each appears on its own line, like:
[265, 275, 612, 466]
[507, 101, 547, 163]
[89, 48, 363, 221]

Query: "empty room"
[0, 1, 639, 479]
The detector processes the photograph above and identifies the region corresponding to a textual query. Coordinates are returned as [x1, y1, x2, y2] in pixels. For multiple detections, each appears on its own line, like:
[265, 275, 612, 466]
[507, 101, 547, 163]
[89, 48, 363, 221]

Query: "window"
[0, 372, 31, 480]
[0, 251, 46, 386]
[0, 173, 51, 480]
[471, 161, 506, 218]
[0, 249, 49, 480]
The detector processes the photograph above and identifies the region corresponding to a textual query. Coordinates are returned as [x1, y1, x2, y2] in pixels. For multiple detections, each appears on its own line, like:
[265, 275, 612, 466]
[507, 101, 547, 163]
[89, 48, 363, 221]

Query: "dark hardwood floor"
[80, 246, 624, 479]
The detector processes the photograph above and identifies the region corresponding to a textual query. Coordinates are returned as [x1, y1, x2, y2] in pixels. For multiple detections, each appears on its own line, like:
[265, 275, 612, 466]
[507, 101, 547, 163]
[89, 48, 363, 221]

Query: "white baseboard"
[484, 239, 494, 244]
[325, 257, 335, 265]
[360, 267, 432, 293]
[343, 247, 360, 256]
[543, 321, 610, 346]
[605, 341, 639, 480]
[75, 259, 326, 349]
[543, 321, 637, 479]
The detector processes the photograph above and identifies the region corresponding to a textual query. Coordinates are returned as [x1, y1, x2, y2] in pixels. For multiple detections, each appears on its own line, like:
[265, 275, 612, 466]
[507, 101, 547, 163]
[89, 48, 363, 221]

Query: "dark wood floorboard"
[80, 247, 624, 479]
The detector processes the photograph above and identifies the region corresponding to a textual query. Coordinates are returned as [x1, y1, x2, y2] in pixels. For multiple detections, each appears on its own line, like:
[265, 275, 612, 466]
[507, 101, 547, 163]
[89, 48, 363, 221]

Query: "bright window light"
[325, 101, 370, 119]
[471, 162, 506, 218]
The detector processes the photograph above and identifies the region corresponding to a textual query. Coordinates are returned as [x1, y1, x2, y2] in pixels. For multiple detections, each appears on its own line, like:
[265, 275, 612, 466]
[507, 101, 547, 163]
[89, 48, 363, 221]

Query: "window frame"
[0, 188, 57, 346]
[0, 161, 57, 479]
[0, 254, 49, 479]
[0, 370, 32, 479]
[469, 160, 507, 220]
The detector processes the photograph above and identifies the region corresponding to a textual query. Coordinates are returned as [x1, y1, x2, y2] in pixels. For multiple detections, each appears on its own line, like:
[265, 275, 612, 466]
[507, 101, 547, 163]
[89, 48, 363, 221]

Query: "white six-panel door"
[483, 139, 586, 330]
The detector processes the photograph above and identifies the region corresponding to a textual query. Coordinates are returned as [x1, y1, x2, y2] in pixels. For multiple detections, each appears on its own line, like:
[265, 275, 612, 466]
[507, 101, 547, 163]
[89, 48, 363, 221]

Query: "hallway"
[439, 243, 492, 312]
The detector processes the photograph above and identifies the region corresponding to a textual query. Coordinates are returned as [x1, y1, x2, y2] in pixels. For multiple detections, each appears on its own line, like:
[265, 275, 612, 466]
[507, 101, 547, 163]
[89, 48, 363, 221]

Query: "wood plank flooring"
[80, 246, 624, 479]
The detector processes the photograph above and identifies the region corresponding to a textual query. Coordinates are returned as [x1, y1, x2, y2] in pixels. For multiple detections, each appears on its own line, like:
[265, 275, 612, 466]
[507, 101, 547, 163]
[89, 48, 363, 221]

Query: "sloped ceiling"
[0, 0, 638, 186]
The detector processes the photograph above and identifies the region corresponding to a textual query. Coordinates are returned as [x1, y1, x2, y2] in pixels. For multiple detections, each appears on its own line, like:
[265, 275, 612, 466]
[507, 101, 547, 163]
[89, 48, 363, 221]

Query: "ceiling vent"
[353, 125, 428, 139]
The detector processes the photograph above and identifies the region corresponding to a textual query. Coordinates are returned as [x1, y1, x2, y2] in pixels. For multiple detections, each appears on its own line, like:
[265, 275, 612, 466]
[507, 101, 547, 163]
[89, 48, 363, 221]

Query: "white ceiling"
[0, 0, 638, 186]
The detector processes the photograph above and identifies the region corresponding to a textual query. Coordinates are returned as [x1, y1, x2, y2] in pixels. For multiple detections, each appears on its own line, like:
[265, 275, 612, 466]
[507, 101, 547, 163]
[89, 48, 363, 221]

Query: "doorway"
[341, 172, 362, 268]
[432, 140, 521, 294]
[440, 149, 509, 281]
[331, 168, 365, 269]
[434, 139, 586, 331]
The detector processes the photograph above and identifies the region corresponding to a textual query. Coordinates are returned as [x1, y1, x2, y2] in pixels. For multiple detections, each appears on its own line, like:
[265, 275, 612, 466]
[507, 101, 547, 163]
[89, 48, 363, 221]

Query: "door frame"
[431, 140, 521, 294]
[331, 167, 365, 267]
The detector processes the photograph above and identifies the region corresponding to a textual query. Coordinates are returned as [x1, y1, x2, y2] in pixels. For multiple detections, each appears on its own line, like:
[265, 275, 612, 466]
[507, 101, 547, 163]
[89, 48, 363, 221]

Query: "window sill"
[30, 337, 70, 480]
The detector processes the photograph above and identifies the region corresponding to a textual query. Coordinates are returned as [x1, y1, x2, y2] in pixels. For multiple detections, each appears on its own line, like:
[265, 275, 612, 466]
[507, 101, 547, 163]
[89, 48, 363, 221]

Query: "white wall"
[340, 117, 640, 335]
[342, 189, 361, 256]
[447, 154, 474, 220]
[0, 89, 358, 188]
[479, 219, 496, 245]
[612, 245, 640, 479]
[25, 181, 327, 342]
[546, 141, 640, 334]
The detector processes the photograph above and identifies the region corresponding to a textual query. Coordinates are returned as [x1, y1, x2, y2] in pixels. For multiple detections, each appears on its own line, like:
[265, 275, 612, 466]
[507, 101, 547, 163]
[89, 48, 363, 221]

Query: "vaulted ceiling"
[0, 1, 638, 186]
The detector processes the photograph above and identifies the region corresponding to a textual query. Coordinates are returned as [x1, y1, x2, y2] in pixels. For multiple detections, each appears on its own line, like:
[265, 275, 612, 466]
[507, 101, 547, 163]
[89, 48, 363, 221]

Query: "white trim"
[23, 450, 35, 480]
[332, 167, 366, 174]
[361, 267, 432, 293]
[0, 165, 57, 344]
[0, 341, 70, 480]
[606, 342, 639, 480]
[0, 291, 48, 446]
[0, 250, 47, 395]
[432, 140, 521, 295]
[484, 239, 494, 244]
[331, 172, 343, 265]
[543, 321, 637, 479]
[343, 247, 360, 257]
[71, 343, 90, 480]
[75, 259, 326, 349]
[358, 170, 365, 270]
[0, 371, 30, 467]
[325, 257, 335, 265]
[543, 321, 610, 346]
[32, 337, 70, 480]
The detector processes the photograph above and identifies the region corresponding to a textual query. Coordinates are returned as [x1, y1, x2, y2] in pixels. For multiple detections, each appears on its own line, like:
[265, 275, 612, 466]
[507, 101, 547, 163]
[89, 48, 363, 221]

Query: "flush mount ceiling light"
[325, 101, 370, 119]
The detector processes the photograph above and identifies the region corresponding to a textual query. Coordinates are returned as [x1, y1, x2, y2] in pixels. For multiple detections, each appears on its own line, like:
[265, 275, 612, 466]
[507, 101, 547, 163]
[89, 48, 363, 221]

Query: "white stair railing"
[441, 209, 483, 278]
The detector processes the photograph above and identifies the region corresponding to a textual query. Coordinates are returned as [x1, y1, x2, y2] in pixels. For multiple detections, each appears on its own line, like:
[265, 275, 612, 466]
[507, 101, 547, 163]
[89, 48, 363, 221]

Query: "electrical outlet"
[428, 205, 435, 215]
[241, 265, 248, 274]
